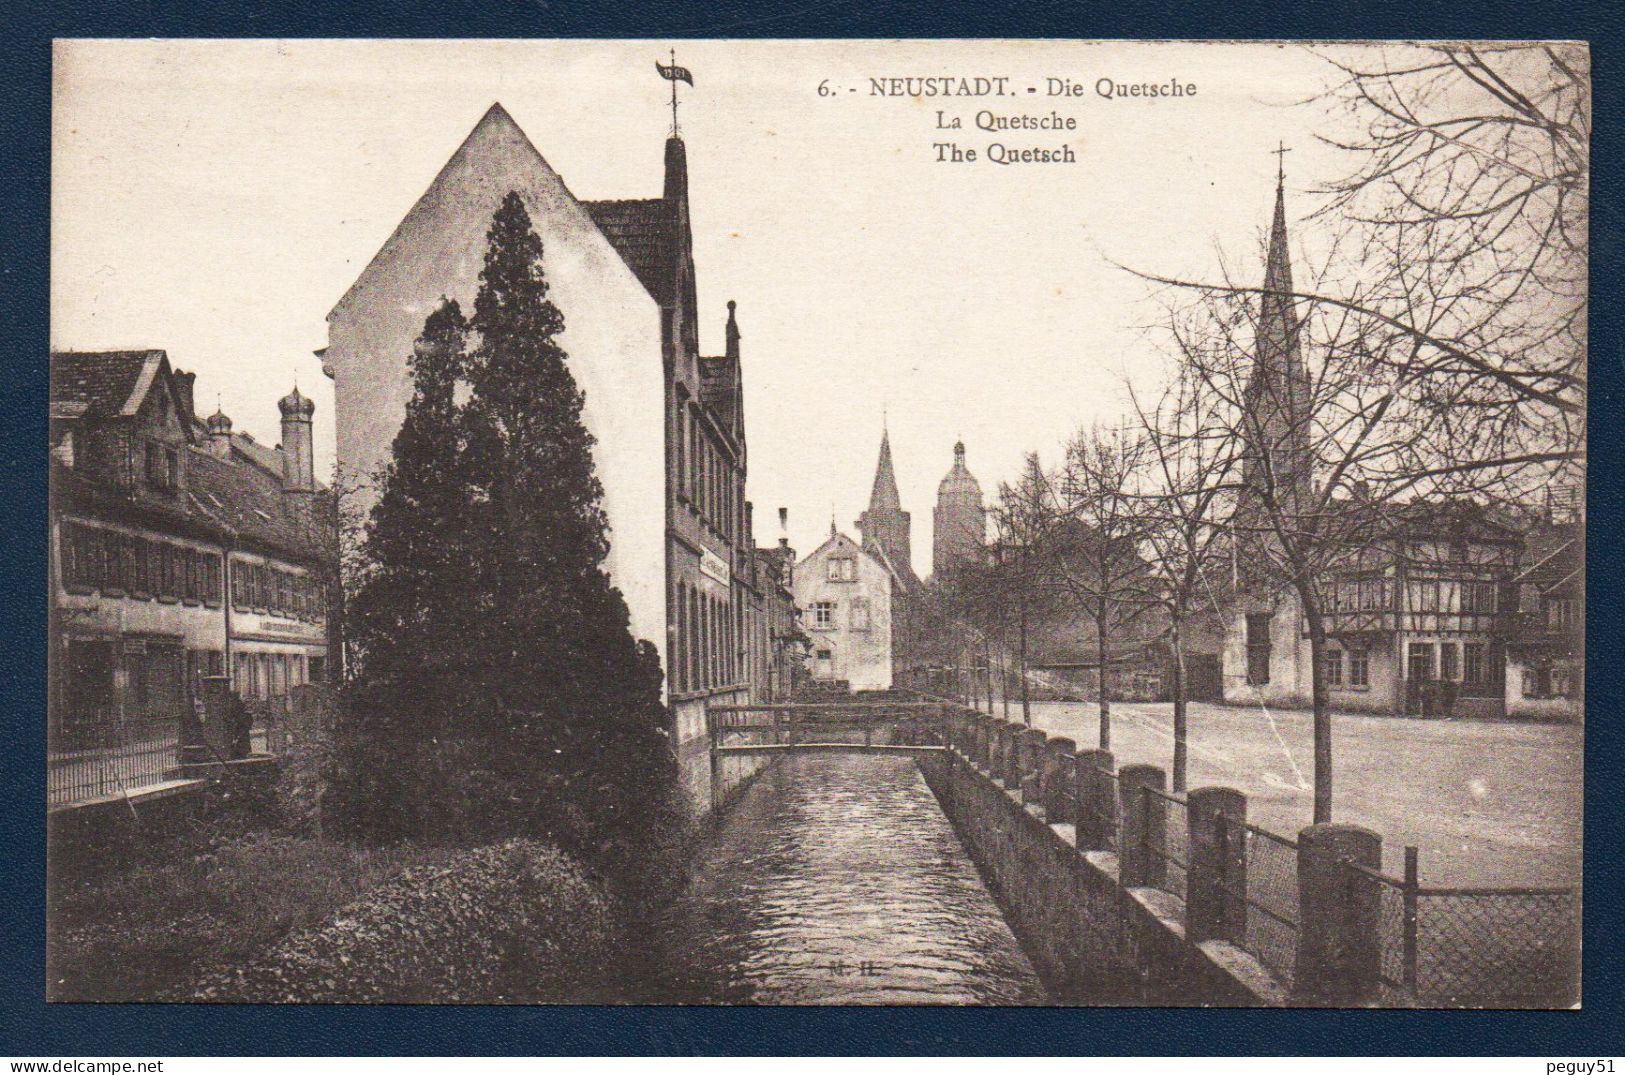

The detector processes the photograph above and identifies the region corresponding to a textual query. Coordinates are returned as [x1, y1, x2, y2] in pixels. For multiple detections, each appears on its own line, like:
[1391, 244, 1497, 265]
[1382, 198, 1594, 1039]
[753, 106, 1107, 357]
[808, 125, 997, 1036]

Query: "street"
[1021, 700, 1581, 886]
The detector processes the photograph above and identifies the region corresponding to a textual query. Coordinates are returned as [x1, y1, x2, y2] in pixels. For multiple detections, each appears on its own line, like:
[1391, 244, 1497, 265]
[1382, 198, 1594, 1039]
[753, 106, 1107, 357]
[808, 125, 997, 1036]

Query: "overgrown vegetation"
[48, 826, 454, 1001]
[192, 840, 617, 1003]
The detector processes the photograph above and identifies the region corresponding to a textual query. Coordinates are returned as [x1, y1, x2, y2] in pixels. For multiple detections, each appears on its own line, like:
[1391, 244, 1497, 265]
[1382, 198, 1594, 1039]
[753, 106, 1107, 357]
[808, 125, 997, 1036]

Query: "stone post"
[975, 713, 992, 771]
[1002, 721, 1024, 789]
[1117, 764, 1167, 888]
[989, 721, 1008, 783]
[1074, 748, 1115, 850]
[1043, 737, 1077, 825]
[1186, 786, 1248, 944]
[1019, 727, 1047, 804]
[1295, 823, 1384, 1005]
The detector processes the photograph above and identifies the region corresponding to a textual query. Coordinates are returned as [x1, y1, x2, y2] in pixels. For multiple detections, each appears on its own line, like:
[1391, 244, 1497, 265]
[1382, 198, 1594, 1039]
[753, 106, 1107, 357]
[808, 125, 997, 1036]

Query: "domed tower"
[278, 386, 317, 493]
[933, 440, 986, 576]
[205, 406, 234, 461]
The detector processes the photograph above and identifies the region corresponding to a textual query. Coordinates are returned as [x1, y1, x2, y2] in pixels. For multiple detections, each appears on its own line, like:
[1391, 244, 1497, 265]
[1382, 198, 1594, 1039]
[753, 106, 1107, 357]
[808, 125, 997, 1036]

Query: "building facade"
[49, 350, 330, 777]
[1506, 508, 1583, 721]
[794, 528, 894, 691]
[322, 102, 763, 812]
[933, 440, 987, 577]
[1220, 178, 1526, 719]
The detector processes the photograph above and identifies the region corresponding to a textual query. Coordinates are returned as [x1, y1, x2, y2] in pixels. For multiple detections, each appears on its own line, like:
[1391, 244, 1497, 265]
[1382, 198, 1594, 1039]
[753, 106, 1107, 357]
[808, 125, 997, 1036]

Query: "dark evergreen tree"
[342, 191, 676, 874]
[337, 299, 477, 837]
[459, 191, 674, 870]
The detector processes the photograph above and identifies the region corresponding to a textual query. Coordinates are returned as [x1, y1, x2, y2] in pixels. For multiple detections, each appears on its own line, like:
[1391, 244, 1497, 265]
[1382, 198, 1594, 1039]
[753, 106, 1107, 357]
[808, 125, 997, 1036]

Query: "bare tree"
[991, 452, 1062, 726]
[1052, 425, 1155, 752]
[1128, 368, 1240, 791]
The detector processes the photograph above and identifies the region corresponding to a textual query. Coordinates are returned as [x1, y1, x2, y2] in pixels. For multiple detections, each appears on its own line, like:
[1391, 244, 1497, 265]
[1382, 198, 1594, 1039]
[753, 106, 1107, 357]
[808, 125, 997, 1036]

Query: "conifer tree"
[339, 299, 477, 837]
[345, 191, 675, 867]
[459, 191, 673, 868]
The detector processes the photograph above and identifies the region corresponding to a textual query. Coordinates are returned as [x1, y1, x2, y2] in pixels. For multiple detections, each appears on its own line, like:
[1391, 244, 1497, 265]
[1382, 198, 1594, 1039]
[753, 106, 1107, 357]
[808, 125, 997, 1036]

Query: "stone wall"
[917, 705, 1291, 1006]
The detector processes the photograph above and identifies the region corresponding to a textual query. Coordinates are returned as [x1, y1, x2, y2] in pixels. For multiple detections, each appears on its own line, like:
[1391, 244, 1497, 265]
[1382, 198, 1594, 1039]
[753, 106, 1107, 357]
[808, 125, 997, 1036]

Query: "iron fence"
[48, 710, 180, 807]
[1142, 785, 1189, 902]
[1227, 817, 1301, 992]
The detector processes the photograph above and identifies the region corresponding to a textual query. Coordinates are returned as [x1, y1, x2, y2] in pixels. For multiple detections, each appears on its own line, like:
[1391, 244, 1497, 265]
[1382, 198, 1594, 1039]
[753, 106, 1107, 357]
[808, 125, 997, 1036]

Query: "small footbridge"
[706, 699, 950, 758]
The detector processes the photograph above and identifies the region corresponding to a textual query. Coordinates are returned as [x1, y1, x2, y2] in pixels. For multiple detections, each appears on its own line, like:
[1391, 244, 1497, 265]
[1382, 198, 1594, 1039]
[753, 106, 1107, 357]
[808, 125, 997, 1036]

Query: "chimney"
[173, 369, 197, 424]
[205, 407, 234, 461]
[663, 135, 688, 203]
[278, 386, 316, 493]
[778, 506, 789, 549]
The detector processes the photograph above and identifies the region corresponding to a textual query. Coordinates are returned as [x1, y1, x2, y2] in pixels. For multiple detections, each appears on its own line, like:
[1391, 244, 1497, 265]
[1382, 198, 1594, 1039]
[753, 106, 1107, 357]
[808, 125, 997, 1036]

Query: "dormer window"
[145, 441, 179, 490]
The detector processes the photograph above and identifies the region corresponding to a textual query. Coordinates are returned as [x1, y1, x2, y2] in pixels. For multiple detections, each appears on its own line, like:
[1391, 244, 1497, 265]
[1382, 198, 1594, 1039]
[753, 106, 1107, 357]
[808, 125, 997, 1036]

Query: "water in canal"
[652, 753, 1045, 1004]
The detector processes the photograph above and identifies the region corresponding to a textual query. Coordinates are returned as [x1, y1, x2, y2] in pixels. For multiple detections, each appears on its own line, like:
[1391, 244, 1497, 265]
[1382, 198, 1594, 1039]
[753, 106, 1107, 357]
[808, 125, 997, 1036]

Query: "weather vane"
[656, 49, 694, 138]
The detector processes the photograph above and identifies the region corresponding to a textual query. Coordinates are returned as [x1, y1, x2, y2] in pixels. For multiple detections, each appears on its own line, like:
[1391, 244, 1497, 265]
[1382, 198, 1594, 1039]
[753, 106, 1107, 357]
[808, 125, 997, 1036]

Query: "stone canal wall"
[918, 707, 1290, 1006]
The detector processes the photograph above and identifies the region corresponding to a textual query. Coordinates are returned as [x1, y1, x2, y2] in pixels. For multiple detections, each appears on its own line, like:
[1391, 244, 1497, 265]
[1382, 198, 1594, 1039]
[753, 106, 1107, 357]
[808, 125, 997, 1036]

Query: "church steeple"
[857, 424, 916, 587]
[1238, 158, 1313, 547]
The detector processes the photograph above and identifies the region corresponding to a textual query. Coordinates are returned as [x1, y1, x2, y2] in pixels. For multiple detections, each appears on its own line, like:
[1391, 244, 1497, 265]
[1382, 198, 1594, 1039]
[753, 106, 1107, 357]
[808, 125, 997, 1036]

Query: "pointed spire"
[868, 426, 902, 512]
[1258, 160, 1301, 373]
[725, 299, 739, 361]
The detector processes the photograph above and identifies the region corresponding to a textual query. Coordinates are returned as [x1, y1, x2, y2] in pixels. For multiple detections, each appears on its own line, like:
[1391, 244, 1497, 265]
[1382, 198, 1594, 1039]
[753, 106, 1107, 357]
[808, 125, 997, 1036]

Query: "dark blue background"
[4, 0, 1620, 1056]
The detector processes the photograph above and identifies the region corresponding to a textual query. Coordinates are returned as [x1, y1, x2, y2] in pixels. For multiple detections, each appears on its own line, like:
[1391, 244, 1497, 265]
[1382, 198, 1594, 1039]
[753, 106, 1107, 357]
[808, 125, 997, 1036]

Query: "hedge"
[193, 839, 616, 1003]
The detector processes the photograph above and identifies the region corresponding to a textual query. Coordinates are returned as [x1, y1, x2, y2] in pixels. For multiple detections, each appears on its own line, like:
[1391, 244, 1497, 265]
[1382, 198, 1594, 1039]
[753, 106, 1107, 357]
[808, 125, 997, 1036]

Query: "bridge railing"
[910, 693, 1579, 1008]
[707, 701, 949, 753]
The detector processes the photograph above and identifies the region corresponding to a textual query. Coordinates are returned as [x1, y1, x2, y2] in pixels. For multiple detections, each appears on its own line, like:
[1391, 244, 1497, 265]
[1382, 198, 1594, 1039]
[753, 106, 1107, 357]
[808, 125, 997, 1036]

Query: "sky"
[53, 39, 1366, 576]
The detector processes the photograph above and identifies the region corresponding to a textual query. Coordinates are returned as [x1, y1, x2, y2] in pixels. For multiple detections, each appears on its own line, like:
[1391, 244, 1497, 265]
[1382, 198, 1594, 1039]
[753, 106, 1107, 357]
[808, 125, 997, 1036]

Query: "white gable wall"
[327, 105, 668, 663]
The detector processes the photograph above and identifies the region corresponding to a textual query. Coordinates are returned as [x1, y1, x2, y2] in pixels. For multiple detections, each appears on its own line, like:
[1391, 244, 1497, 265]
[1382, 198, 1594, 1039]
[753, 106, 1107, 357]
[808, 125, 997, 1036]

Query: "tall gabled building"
[323, 101, 761, 813]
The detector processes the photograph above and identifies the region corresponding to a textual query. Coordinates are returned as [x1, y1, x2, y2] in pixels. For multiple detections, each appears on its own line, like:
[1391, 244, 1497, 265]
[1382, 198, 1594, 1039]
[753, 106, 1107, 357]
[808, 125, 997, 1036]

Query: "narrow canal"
[652, 753, 1045, 1004]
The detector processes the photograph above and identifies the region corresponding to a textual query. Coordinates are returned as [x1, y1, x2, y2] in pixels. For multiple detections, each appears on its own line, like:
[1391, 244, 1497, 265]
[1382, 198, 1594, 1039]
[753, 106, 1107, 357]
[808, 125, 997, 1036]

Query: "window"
[1546, 598, 1577, 629]
[145, 442, 163, 486]
[813, 601, 836, 629]
[850, 598, 871, 631]
[1550, 665, 1575, 699]
[1439, 642, 1459, 680]
[1245, 612, 1272, 686]
[1462, 581, 1498, 614]
[1463, 642, 1487, 685]
[827, 557, 856, 582]
[166, 448, 179, 489]
[1348, 649, 1370, 688]
[1322, 649, 1343, 687]
[203, 553, 222, 607]
[1407, 642, 1434, 682]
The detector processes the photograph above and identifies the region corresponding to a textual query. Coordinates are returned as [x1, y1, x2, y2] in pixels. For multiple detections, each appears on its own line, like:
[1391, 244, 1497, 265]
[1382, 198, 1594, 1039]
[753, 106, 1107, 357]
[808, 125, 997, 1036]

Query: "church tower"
[933, 440, 986, 577]
[1236, 166, 1313, 561]
[856, 426, 918, 588]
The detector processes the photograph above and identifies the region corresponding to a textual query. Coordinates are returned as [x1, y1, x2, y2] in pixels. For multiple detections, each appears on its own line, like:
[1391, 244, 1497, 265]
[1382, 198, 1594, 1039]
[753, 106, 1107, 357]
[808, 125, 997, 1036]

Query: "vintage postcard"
[47, 39, 1584, 1008]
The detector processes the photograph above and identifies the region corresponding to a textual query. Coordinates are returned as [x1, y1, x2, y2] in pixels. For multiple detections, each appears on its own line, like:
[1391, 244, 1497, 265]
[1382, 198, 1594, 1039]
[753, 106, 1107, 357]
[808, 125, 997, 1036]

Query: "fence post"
[1295, 823, 1384, 1005]
[1074, 748, 1115, 851]
[975, 713, 992, 770]
[1043, 737, 1077, 825]
[1186, 786, 1247, 944]
[1118, 764, 1166, 888]
[1019, 727, 1047, 804]
[1402, 845, 1419, 998]
[1003, 721, 1025, 789]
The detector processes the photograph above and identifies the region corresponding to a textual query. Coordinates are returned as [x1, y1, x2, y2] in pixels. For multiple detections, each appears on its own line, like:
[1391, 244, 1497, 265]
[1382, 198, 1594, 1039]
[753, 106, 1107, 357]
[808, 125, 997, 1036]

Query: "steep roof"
[583, 198, 675, 306]
[50, 350, 166, 420]
[868, 429, 903, 513]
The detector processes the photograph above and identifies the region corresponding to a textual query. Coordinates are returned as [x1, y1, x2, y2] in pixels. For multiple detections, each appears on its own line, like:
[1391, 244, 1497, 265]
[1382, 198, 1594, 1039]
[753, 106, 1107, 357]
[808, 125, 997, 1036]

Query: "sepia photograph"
[46, 38, 1585, 1009]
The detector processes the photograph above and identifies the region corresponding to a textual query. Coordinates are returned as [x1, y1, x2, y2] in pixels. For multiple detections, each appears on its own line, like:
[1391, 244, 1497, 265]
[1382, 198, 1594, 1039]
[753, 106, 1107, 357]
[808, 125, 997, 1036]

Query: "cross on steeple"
[1272, 141, 1291, 187]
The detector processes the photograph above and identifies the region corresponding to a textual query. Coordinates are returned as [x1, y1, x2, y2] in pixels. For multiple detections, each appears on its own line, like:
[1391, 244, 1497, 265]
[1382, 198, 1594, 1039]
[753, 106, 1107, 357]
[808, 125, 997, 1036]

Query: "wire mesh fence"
[1235, 821, 1300, 991]
[1412, 887, 1580, 1007]
[1143, 785, 1188, 902]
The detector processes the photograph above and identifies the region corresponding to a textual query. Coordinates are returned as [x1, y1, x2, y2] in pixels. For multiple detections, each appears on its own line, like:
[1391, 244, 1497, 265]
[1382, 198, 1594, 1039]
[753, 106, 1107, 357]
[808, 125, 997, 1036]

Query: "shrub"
[191, 839, 616, 1003]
